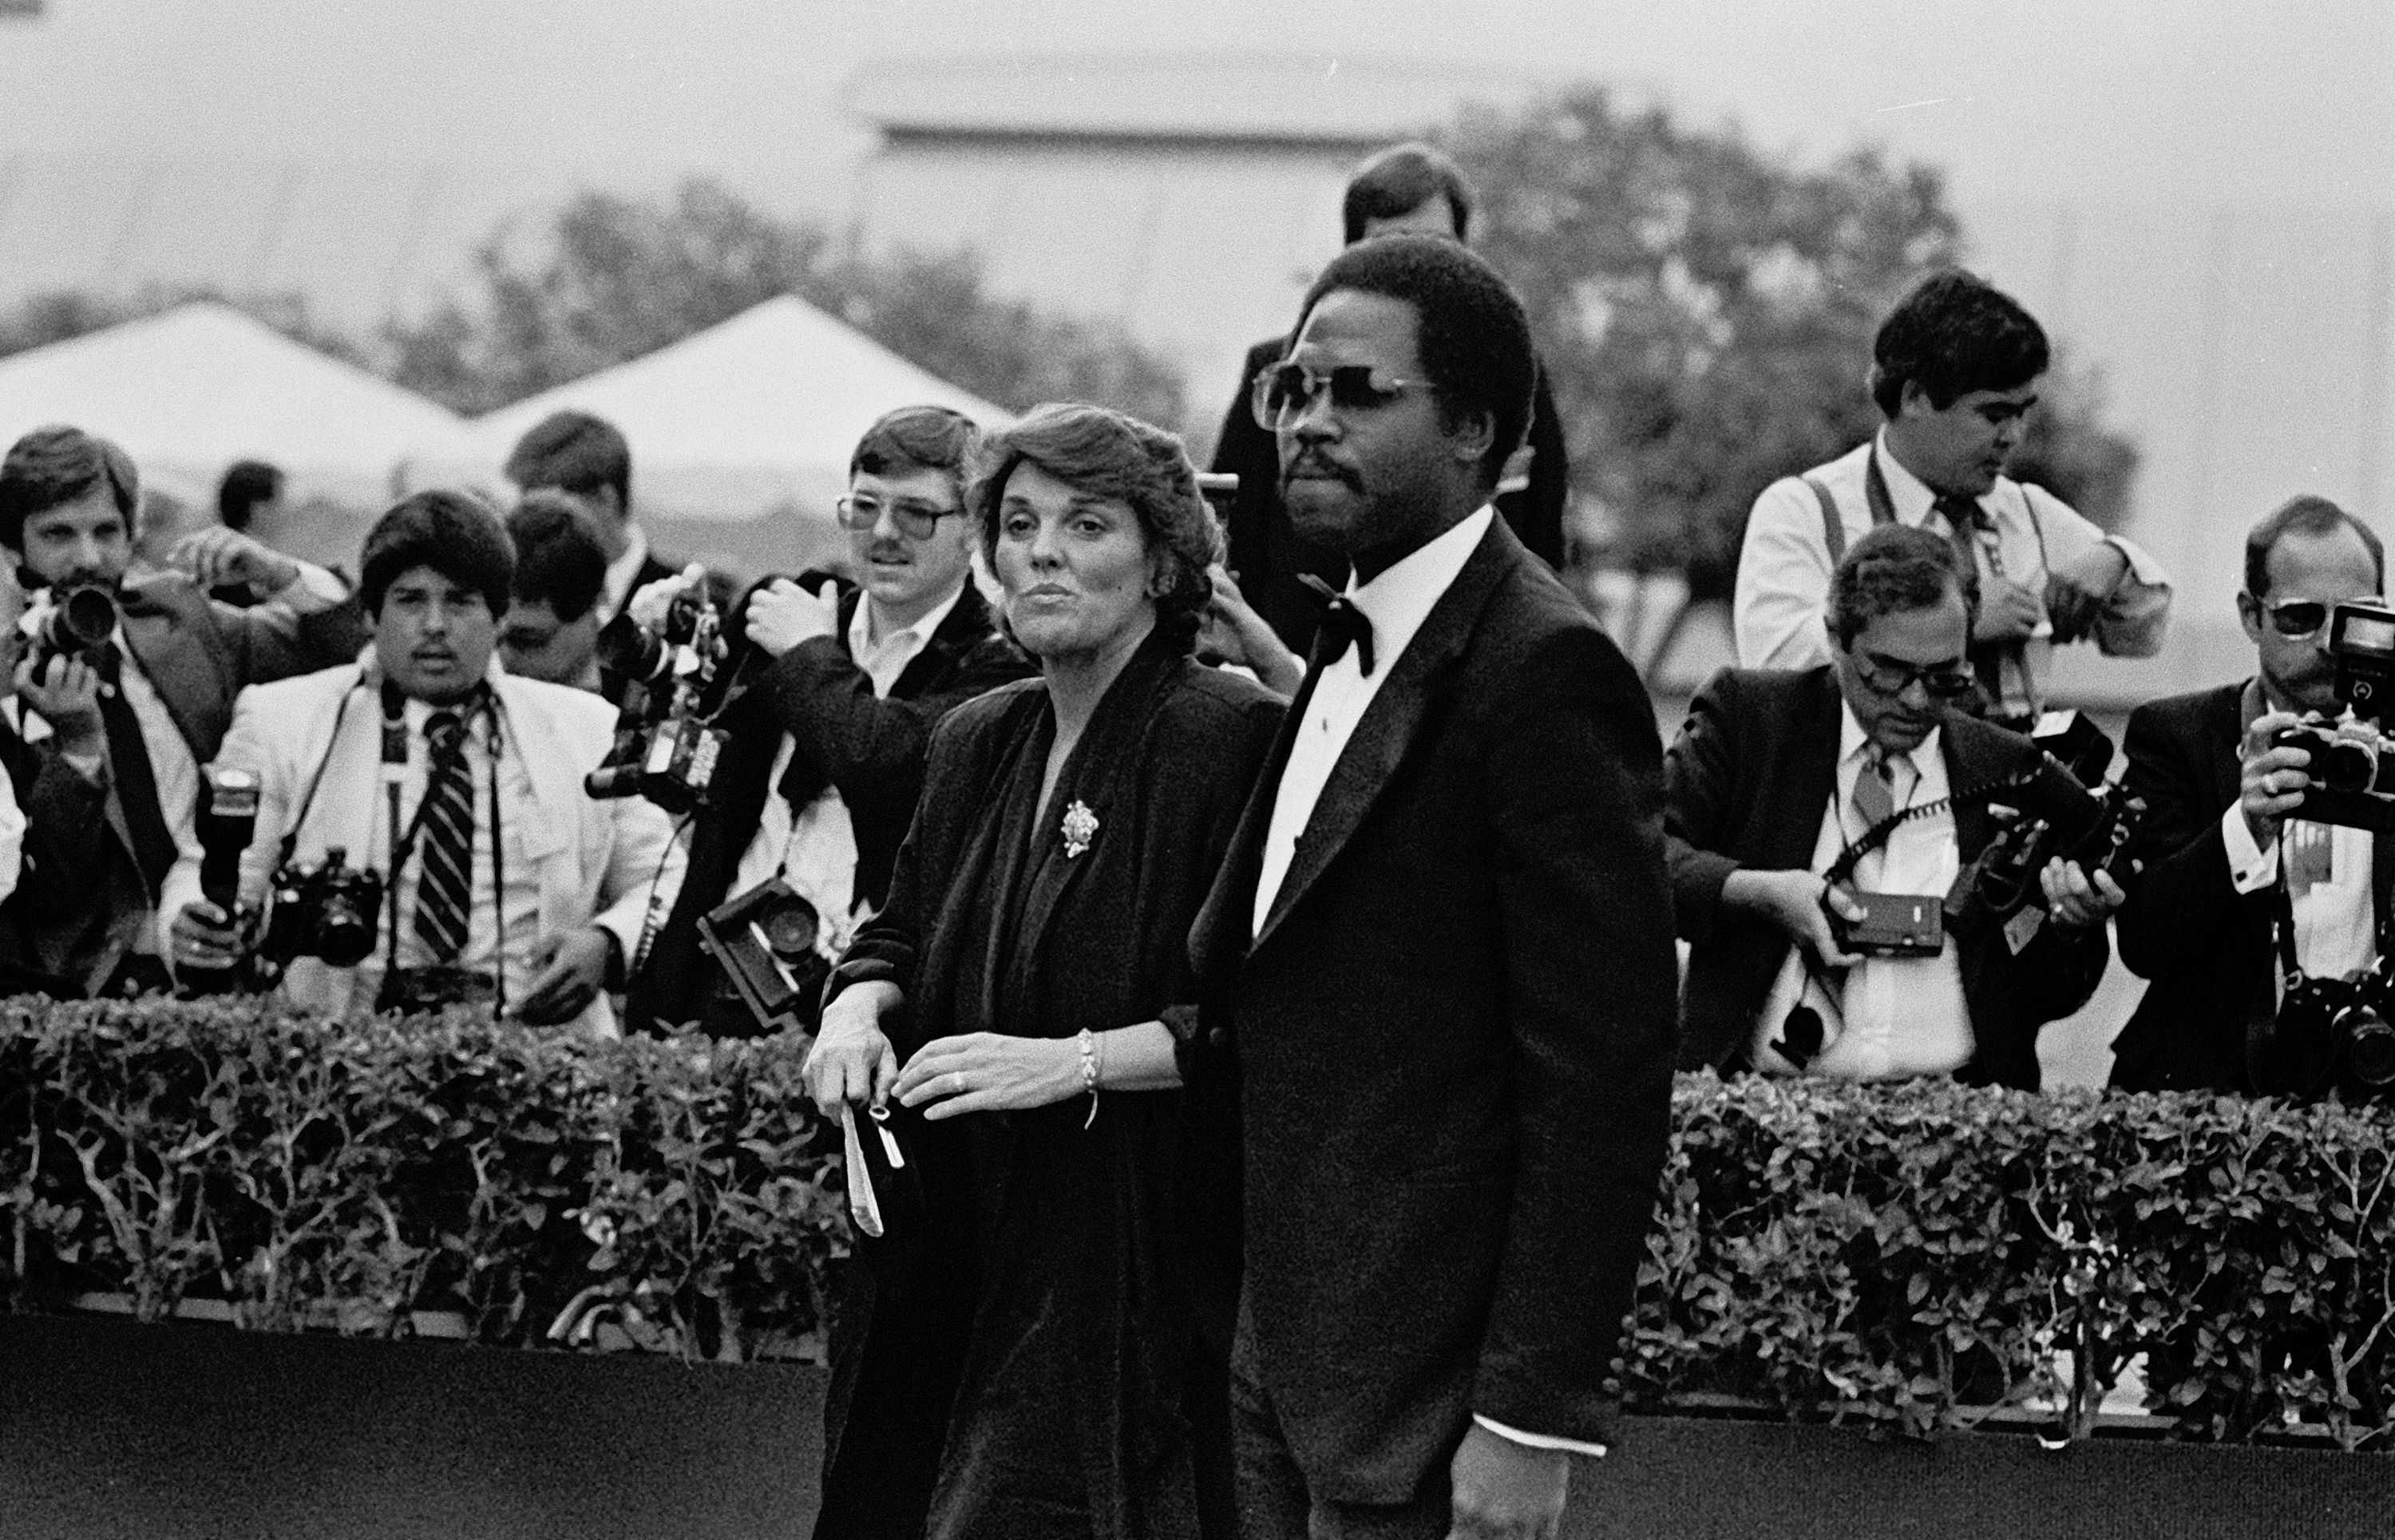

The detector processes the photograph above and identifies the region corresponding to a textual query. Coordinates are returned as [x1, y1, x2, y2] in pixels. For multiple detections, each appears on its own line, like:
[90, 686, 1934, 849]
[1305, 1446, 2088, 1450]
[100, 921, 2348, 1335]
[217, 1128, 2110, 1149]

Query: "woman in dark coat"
[804, 403, 1285, 1540]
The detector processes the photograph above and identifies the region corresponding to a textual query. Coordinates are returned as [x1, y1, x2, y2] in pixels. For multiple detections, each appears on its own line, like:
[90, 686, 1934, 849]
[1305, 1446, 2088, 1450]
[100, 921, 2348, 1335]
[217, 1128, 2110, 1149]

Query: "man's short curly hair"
[1825, 524, 1977, 648]
[968, 404, 1220, 652]
[0, 426, 140, 549]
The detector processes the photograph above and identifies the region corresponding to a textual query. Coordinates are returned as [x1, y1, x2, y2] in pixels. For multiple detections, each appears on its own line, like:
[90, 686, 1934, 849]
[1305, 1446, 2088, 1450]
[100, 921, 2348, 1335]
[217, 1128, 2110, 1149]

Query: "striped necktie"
[412, 710, 474, 962]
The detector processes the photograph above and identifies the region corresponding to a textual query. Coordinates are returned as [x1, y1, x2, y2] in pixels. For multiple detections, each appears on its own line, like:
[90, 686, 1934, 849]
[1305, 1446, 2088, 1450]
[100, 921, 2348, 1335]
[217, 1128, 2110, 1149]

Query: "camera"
[2270, 600, 2395, 832]
[1946, 711, 2144, 935]
[21, 584, 120, 676]
[256, 846, 385, 972]
[2254, 964, 2395, 1103]
[585, 584, 730, 816]
[1831, 892, 1945, 958]
[696, 877, 832, 1036]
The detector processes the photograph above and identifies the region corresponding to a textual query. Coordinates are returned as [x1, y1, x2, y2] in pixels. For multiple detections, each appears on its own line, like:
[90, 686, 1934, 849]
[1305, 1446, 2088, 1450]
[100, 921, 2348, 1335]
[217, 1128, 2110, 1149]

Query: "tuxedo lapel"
[1251, 521, 1513, 952]
[1189, 659, 1322, 980]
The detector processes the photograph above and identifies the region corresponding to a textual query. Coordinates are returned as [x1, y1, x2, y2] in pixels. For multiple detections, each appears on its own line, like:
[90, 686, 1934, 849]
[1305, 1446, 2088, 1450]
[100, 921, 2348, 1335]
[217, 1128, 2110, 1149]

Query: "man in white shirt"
[1671, 524, 2122, 1090]
[163, 489, 683, 1036]
[1185, 233, 1680, 1540]
[625, 406, 1031, 1037]
[1735, 271, 2171, 725]
[2113, 496, 2389, 1093]
[0, 425, 366, 996]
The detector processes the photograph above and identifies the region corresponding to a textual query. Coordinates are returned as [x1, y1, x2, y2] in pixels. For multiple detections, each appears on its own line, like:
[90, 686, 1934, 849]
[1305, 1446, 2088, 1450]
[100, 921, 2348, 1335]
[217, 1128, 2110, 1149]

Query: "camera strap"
[1822, 766, 2042, 889]
[274, 681, 369, 872]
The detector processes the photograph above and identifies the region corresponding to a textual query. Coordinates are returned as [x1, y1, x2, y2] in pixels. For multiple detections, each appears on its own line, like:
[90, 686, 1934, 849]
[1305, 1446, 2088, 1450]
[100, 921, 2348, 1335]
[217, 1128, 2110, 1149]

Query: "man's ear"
[2235, 591, 2265, 647]
[1897, 378, 1939, 419]
[1446, 403, 1497, 467]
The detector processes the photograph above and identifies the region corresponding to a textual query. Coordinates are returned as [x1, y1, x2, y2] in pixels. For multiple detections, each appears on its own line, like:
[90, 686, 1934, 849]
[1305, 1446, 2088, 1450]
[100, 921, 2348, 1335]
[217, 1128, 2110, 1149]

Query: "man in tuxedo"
[0, 425, 365, 997]
[1209, 141, 1571, 654]
[625, 406, 1031, 1038]
[1186, 234, 1678, 1540]
[2112, 497, 2387, 1093]
[1668, 524, 2120, 1090]
[505, 410, 685, 706]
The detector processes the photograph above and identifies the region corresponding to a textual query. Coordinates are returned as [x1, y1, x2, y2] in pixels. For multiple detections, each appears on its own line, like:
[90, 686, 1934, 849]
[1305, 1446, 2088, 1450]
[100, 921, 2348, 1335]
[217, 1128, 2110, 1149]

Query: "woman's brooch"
[1060, 800, 1099, 858]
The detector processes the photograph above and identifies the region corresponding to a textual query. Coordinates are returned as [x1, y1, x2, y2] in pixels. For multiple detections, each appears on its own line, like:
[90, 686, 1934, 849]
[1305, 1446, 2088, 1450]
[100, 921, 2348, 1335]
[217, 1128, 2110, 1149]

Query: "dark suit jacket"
[627, 580, 1032, 1035]
[1664, 667, 2110, 1091]
[2109, 681, 2377, 1093]
[596, 551, 685, 707]
[1185, 517, 1679, 1504]
[0, 569, 366, 993]
[1211, 335, 1570, 651]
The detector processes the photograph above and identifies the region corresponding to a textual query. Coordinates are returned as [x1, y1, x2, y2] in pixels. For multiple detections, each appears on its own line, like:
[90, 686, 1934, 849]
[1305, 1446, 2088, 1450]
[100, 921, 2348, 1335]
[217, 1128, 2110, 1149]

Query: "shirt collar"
[849, 579, 966, 659]
[1344, 505, 1494, 671]
[597, 526, 651, 625]
[1837, 697, 1939, 775]
[1872, 428, 1983, 526]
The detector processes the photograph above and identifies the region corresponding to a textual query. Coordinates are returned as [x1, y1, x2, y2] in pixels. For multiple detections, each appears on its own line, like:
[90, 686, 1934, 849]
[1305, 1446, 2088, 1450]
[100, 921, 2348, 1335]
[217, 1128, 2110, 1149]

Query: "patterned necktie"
[1934, 493, 2009, 704]
[1296, 572, 1376, 677]
[1851, 742, 1898, 835]
[412, 710, 474, 962]
[94, 643, 179, 901]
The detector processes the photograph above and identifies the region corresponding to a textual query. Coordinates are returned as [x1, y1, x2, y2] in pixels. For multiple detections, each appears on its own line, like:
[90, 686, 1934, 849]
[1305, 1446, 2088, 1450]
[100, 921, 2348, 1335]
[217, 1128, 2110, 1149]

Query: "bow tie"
[1297, 573, 1376, 677]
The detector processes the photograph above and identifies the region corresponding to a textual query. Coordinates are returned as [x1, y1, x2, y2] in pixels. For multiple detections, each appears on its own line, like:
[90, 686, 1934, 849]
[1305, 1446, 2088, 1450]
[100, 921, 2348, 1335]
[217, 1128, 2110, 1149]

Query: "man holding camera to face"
[624, 406, 1032, 1039]
[0, 425, 366, 999]
[1669, 524, 2121, 1089]
[160, 490, 684, 1033]
[2112, 497, 2394, 1095]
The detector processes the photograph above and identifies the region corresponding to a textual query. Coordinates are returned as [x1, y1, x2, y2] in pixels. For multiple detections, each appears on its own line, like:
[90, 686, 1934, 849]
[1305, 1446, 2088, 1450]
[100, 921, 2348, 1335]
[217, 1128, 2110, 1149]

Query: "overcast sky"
[2, 0, 2386, 218]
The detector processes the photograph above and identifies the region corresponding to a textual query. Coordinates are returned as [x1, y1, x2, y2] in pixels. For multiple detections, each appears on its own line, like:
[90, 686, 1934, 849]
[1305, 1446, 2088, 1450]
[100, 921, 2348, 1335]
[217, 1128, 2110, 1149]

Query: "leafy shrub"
[6, 1001, 2393, 1449]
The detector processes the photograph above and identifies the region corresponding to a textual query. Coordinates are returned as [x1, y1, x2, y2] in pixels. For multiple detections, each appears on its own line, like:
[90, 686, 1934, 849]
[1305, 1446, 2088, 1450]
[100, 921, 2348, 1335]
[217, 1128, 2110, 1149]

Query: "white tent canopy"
[0, 301, 462, 511]
[417, 296, 1012, 567]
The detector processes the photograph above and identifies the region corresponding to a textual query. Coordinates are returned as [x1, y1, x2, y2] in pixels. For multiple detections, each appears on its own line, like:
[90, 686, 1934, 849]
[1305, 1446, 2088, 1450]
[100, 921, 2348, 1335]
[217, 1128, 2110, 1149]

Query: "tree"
[0, 285, 364, 367]
[384, 180, 1186, 429]
[1446, 88, 2137, 598]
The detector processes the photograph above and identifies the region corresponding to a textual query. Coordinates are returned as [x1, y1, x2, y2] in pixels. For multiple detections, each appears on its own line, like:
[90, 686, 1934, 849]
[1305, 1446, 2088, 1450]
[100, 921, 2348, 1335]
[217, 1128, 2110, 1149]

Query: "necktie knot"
[1297, 573, 1376, 677]
[425, 710, 465, 757]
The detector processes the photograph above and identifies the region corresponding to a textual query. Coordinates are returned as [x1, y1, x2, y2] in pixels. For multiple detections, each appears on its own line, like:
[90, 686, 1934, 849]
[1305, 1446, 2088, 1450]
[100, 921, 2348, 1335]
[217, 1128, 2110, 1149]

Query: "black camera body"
[1947, 711, 2144, 932]
[23, 584, 121, 677]
[586, 585, 731, 815]
[2272, 600, 2395, 832]
[1831, 892, 1946, 958]
[257, 846, 384, 972]
[2256, 966, 2395, 1103]
[697, 877, 831, 1035]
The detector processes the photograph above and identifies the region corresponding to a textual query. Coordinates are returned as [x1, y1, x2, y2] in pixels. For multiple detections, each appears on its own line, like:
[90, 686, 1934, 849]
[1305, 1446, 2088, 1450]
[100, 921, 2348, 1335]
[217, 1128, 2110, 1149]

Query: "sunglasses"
[836, 493, 964, 542]
[1854, 650, 1978, 700]
[2252, 596, 2344, 638]
[1249, 361, 1437, 432]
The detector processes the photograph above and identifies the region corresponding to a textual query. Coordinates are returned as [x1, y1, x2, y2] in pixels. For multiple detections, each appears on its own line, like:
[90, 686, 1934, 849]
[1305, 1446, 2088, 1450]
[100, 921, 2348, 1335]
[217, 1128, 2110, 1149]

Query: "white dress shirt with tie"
[1750, 706, 1975, 1080]
[2222, 802, 2377, 984]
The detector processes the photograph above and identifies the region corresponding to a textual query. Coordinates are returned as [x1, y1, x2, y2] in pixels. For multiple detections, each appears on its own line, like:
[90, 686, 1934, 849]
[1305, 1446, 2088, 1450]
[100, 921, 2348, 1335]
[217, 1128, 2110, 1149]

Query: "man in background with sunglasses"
[624, 405, 1031, 1039]
[2109, 497, 2386, 1093]
[1736, 271, 2171, 728]
[1208, 141, 1571, 656]
[1670, 524, 2119, 1090]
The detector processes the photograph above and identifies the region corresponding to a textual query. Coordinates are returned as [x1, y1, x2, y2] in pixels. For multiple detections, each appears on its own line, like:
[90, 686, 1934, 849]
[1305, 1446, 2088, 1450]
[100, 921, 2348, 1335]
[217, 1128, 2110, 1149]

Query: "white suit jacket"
[159, 659, 685, 1038]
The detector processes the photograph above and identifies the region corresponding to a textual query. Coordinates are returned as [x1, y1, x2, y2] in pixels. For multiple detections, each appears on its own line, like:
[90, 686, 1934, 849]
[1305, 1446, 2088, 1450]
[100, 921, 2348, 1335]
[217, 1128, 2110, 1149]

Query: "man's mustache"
[1281, 456, 1361, 493]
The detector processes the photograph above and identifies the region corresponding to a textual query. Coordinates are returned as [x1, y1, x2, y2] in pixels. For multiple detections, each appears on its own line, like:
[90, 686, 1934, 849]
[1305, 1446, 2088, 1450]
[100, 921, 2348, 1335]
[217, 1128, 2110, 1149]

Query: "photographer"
[159, 490, 685, 1034]
[625, 406, 1031, 1038]
[2112, 497, 2386, 1094]
[0, 425, 366, 998]
[1669, 524, 2120, 1089]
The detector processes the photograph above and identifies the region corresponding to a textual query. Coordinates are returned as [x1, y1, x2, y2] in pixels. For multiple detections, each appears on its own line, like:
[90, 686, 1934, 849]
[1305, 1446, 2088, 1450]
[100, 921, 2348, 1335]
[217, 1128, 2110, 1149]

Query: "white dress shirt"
[596, 526, 651, 627]
[734, 584, 962, 959]
[1735, 432, 2172, 716]
[1252, 506, 1493, 937]
[1750, 707, 1975, 1081]
[2222, 803, 2377, 984]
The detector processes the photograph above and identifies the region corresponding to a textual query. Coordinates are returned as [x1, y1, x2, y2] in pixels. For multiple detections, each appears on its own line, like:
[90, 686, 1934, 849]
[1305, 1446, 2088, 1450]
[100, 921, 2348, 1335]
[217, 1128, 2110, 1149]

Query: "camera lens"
[315, 901, 378, 968]
[2345, 1011, 2395, 1087]
[2320, 737, 2379, 794]
[760, 895, 820, 961]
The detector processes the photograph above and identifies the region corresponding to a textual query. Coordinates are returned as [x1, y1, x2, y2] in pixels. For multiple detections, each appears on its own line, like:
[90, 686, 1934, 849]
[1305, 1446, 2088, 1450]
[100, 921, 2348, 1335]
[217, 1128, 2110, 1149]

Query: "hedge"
[4, 1000, 2393, 1449]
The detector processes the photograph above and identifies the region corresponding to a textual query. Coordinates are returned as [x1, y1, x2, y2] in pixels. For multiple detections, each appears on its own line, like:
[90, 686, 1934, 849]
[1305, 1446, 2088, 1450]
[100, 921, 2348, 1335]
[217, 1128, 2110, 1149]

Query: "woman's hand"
[803, 983, 901, 1116]
[895, 1032, 1083, 1122]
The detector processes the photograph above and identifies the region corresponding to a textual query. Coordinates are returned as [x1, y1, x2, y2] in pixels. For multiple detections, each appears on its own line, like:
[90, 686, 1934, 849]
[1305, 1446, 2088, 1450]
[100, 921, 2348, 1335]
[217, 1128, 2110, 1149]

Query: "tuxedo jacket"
[1664, 667, 2110, 1091]
[160, 661, 687, 1037]
[1185, 517, 1680, 1505]
[2108, 681, 2389, 1092]
[1210, 335, 1570, 651]
[3, 570, 367, 993]
[627, 580, 1031, 1036]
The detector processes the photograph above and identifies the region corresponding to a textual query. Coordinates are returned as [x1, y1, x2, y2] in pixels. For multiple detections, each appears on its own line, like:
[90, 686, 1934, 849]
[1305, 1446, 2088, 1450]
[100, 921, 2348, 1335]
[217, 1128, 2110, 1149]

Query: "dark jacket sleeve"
[2116, 700, 2252, 981]
[1662, 670, 1747, 944]
[1494, 362, 1570, 569]
[1470, 621, 1680, 1444]
[218, 588, 370, 687]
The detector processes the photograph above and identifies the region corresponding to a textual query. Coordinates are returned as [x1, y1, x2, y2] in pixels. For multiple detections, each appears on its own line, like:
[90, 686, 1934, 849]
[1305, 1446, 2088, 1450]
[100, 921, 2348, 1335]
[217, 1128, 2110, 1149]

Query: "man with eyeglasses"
[2109, 497, 2387, 1093]
[624, 406, 1032, 1038]
[1671, 523, 2120, 1089]
[1736, 271, 2171, 728]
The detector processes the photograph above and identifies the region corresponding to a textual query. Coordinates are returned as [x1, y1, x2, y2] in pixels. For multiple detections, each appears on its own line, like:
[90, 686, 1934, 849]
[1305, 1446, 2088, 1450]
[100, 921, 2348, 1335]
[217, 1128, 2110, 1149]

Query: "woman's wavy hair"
[968, 403, 1221, 651]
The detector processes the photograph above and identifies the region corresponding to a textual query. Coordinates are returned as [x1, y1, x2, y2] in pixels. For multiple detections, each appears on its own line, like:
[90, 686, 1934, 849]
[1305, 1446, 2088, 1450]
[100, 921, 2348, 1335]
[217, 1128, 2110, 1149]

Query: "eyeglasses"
[1249, 361, 1438, 432]
[1853, 650, 1979, 700]
[2252, 596, 2338, 638]
[835, 493, 964, 541]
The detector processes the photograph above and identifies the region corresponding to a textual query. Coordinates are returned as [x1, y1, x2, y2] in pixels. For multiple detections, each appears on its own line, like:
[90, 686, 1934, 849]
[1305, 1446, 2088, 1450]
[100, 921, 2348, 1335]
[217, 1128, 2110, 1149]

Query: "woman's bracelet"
[1077, 1027, 1100, 1129]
